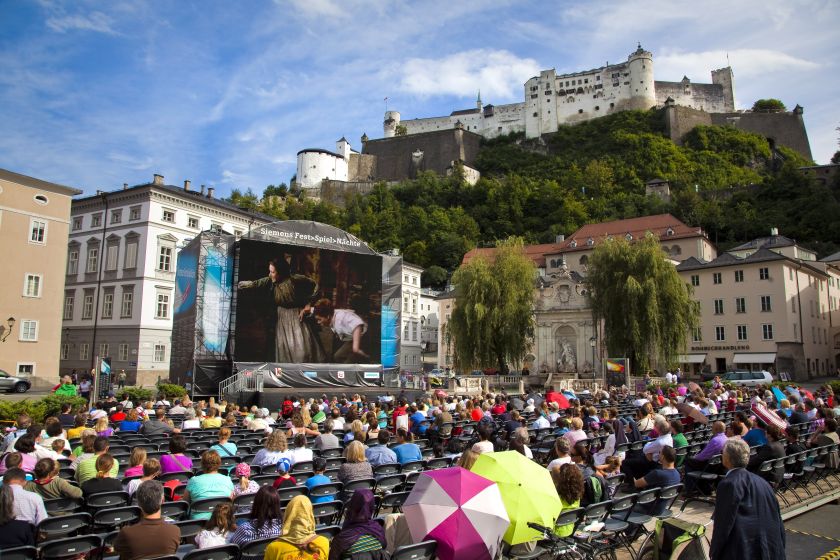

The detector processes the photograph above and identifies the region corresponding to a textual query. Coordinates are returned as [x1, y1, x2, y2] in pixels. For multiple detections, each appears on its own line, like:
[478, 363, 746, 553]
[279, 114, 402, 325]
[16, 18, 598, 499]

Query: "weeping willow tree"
[448, 237, 536, 374]
[586, 233, 698, 374]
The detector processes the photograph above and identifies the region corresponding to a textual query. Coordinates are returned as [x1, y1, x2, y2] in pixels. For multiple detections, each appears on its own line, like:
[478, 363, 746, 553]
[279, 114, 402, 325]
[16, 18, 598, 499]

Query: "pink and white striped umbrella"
[403, 466, 509, 560]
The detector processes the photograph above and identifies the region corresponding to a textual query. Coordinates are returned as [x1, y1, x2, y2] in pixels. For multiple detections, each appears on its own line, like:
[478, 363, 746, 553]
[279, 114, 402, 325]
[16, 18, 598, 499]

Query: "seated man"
[366, 430, 398, 467]
[621, 416, 672, 481]
[114, 481, 181, 560]
[3, 468, 46, 525]
[634, 445, 681, 515]
[313, 298, 369, 363]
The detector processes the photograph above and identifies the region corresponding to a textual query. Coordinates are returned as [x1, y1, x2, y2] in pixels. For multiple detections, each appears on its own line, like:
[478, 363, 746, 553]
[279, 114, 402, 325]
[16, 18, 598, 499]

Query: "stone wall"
[362, 128, 482, 181]
[664, 105, 713, 145]
[710, 111, 813, 161]
[348, 152, 377, 182]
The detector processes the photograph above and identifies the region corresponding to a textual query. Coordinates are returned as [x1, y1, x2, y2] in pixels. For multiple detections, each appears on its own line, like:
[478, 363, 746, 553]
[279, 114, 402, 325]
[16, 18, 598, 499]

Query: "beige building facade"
[0, 169, 81, 389]
[676, 233, 839, 381]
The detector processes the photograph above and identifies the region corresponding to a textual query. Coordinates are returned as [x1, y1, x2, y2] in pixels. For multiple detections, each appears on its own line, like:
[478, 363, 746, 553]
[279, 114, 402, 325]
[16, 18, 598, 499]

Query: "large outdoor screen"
[234, 238, 383, 365]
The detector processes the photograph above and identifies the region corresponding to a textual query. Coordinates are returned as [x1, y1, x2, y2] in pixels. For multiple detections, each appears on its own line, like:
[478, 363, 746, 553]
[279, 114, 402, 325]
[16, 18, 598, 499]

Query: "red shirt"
[272, 475, 297, 489]
[491, 404, 507, 415]
[470, 408, 483, 422]
[110, 412, 126, 422]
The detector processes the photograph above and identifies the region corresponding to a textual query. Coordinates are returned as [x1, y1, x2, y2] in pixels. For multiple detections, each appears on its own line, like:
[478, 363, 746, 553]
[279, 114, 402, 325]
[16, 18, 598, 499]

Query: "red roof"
[462, 241, 563, 268]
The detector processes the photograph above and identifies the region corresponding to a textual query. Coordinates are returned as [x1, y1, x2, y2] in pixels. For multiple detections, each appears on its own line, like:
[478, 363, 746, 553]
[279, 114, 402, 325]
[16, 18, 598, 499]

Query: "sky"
[1, 0, 838, 198]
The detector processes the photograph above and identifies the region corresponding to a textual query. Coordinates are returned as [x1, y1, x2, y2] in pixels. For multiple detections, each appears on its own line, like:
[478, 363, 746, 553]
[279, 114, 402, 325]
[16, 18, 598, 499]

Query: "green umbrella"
[470, 451, 562, 545]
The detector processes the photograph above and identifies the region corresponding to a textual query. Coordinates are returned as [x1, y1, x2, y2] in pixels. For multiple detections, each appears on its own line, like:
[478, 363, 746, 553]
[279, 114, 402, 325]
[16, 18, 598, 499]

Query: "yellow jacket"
[263, 536, 329, 560]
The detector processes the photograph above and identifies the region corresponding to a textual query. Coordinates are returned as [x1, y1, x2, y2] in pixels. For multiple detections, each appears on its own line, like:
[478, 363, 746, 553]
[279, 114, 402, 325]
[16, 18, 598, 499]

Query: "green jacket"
[54, 384, 78, 397]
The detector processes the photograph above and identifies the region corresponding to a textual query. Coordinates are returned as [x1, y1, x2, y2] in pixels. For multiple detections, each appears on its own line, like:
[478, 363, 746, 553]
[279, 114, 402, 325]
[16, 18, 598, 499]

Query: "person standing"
[709, 439, 785, 560]
[117, 370, 127, 390]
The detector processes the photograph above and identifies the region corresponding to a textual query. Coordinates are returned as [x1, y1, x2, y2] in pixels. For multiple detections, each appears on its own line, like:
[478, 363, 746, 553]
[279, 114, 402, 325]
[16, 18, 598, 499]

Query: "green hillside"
[230, 109, 840, 287]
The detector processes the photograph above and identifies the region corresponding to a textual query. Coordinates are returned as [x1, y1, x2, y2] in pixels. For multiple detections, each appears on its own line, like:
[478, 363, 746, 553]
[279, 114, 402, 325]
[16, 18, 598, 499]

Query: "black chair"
[652, 484, 683, 519]
[37, 513, 91, 542]
[375, 473, 406, 494]
[376, 491, 411, 515]
[182, 544, 240, 560]
[312, 499, 344, 525]
[277, 485, 309, 504]
[174, 518, 206, 544]
[93, 505, 142, 531]
[319, 447, 343, 459]
[252, 474, 278, 487]
[86, 491, 130, 511]
[0, 546, 38, 560]
[58, 467, 76, 480]
[400, 461, 424, 474]
[161, 500, 190, 520]
[159, 471, 194, 484]
[315, 524, 341, 540]
[392, 540, 438, 560]
[309, 482, 343, 502]
[40, 535, 103, 560]
[681, 454, 723, 511]
[373, 463, 401, 477]
[239, 537, 276, 560]
[190, 497, 233, 517]
[424, 457, 450, 470]
[292, 460, 314, 473]
[343, 478, 376, 496]
[233, 493, 257, 512]
[44, 497, 84, 515]
[325, 457, 346, 470]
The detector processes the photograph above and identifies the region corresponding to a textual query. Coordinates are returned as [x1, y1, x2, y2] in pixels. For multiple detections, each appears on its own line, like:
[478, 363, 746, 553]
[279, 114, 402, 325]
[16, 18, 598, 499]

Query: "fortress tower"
[711, 67, 736, 111]
[383, 111, 401, 138]
[626, 43, 656, 111]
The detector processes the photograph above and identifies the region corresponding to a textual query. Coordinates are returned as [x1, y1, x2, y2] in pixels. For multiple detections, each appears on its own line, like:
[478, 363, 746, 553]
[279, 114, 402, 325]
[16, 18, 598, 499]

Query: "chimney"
[200, 184, 206, 195]
[770, 227, 779, 236]
[153, 174, 164, 185]
[123, 183, 128, 190]
[207, 187, 215, 199]
[556, 234, 565, 243]
[184, 180, 191, 192]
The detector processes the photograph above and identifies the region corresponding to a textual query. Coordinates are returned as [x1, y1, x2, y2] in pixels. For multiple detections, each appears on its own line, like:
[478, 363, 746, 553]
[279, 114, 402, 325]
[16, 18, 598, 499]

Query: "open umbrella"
[751, 401, 787, 431]
[403, 467, 509, 560]
[771, 387, 786, 406]
[470, 451, 562, 545]
[546, 391, 570, 409]
[801, 389, 815, 401]
[434, 389, 448, 400]
[676, 402, 708, 424]
[786, 386, 802, 400]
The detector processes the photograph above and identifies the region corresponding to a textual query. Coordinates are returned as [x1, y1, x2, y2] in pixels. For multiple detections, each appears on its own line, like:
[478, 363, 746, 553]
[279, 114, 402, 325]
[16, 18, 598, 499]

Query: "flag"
[606, 359, 625, 372]
[100, 358, 111, 375]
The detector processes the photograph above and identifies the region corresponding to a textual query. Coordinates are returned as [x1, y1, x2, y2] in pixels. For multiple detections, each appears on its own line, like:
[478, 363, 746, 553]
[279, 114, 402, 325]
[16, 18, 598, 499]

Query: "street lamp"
[589, 335, 597, 379]
[0, 317, 15, 342]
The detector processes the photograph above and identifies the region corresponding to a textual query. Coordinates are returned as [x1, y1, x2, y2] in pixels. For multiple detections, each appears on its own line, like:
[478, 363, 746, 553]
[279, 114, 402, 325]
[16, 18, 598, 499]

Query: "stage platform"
[225, 387, 429, 410]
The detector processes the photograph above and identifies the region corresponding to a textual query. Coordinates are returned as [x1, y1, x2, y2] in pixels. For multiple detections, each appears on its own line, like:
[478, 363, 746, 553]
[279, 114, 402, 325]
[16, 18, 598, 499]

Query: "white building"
[420, 289, 440, 369]
[60, 175, 272, 386]
[400, 263, 423, 372]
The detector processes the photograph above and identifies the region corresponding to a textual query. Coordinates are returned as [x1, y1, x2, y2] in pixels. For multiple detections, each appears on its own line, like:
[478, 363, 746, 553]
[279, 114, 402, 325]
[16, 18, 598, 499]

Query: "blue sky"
[1, 0, 838, 197]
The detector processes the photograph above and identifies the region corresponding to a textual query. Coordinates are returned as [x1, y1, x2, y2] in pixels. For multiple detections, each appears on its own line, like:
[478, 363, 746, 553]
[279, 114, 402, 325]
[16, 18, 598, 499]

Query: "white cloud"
[285, 0, 346, 19]
[108, 152, 154, 171]
[656, 48, 820, 82]
[46, 11, 118, 35]
[398, 49, 540, 100]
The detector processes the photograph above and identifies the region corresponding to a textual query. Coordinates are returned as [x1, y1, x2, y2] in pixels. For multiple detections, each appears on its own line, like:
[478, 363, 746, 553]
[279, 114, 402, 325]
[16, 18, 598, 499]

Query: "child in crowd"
[305, 457, 335, 504]
[51, 439, 69, 457]
[272, 458, 296, 489]
[195, 502, 237, 549]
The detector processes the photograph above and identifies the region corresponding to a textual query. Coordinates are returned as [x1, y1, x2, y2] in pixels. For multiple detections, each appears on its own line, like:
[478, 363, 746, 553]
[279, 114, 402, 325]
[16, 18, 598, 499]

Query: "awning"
[678, 354, 706, 363]
[733, 352, 777, 363]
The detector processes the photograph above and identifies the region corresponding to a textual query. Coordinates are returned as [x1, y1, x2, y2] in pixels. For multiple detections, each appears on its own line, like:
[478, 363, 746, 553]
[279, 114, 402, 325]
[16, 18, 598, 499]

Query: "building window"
[99, 343, 109, 358]
[154, 344, 166, 362]
[82, 292, 94, 320]
[734, 270, 744, 282]
[91, 213, 102, 227]
[690, 275, 699, 287]
[715, 326, 725, 341]
[403, 322, 409, 340]
[72, 217, 82, 231]
[712, 272, 722, 285]
[86, 246, 99, 273]
[403, 297, 409, 313]
[17, 364, 34, 376]
[762, 324, 774, 340]
[761, 295, 772, 312]
[162, 209, 175, 223]
[105, 242, 119, 271]
[121, 288, 133, 318]
[158, 246, 173, 271]
[791, 299, 796, 313]
[156, 293, 170, 319]
[102, 291, 114, 319]
[733, 297, 745, 313]
[124, 240, 138, 269]
[412, 322, 418, 342]
[23, 274, 42, 297]
[29, 219, 47, 244]
[111, 210, 122, 224]
[61, 344, 69, 360]
[188, 216, 200, 229]
[737, 325, 748, 341]
[118, 343, 129, 361]
[691, 327, 702, 342]
[714, 299, 724, 314]
[67, 249, 79, 275]
[79, 343, 89, 361]
[412, 297, 417, 314]
[759, 267, 769, 280]
[63, 293, 74, 320]
[19, 320, 38, 341]
[129, 206, 141, 221]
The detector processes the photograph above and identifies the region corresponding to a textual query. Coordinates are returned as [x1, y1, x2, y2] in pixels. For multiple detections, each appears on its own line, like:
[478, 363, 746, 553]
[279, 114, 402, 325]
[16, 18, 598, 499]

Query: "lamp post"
[589, 335, 597, 379]
[0, 317, 15, 342]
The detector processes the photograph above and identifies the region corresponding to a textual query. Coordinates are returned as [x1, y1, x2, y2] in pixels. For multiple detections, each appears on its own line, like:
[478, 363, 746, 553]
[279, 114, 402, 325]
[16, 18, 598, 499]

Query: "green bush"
[829, 380, 840, 394]
[157, 383, 187, 399]
[39, 395, 88, 419]
[0, 395, 87, 424]
[119, 387, 155, 403]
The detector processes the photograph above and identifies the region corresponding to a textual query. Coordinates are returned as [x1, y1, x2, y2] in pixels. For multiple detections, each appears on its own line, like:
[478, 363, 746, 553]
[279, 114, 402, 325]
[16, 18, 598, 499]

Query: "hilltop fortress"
[386, 44, 735, 140]
[296, 45, 811, 204]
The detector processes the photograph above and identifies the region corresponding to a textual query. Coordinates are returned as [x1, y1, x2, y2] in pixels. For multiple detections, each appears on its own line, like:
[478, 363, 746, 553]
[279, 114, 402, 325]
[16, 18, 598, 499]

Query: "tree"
[751, 99, 786, 113]
[586, 234, 698, 374]
[264, 183, 288, 198]
[448, 237, 536, 373]
[421, 265, 448, 289]
[395, 124, 407, 136]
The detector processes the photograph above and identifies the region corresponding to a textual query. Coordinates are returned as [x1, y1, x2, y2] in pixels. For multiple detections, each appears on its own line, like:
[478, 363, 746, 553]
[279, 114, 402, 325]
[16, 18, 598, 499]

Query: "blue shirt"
[742, 428, 768, 447]
[642, 467, 681, 515]
[366, 445, 398, 467]
[305, 474, 334, 504]
[119, 420, 142, 432]
[410, 412, 428, 435]
[393, 443, 423, 465]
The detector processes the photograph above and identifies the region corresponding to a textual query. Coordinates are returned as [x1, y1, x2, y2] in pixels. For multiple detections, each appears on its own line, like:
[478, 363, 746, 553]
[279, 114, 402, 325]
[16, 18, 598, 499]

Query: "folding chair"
[312, 500, 344, 526]
[239, 537, 276, 560]
[392, 540, 438, 560]
[376, 490, 411, 516]
[277, 485, 309, 505]
[0, 546, 38, 560]
[182, 544, 240, 560]
[174, 518, 206, 545]
[232, 493, 257, 512]
[44, 497, 84, 516]
[190, 497, 233, 517]
[315, 525, 341, 540]
[424, 457, 450, 470]
[373, 463, 401, 477]
[37, 513, 91, 542]
[93, 505, 142, 531]
[40, 535, 103, 560]
[375, 473, 406, 494]
[308, 482, 343, 503]
[400, 461, 424, 474]
[161, 500, 190, 521]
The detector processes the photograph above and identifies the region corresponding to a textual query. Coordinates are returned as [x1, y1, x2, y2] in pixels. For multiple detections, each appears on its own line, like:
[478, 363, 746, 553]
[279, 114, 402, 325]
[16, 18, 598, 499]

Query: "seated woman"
[123, 447, 147, 478]
[118, 409, 142, 433]
[562, 418, 588, 448]
[209, 427, 238, 459]
[264, 495, 330, 560]
[81, 454, 123, 497]
[252, 431, 294, 468]
[329, 489, 387, 560]
[338, 441, 374, 485]
[289, 434, 314, 464]
[0, 485, 35, 550]
[183, 451, 234, 520]
[551, 463, 584, 538]
[25, 458, 83, 500]
[229, 486, 284, 544]
[160, 435, 193, 474]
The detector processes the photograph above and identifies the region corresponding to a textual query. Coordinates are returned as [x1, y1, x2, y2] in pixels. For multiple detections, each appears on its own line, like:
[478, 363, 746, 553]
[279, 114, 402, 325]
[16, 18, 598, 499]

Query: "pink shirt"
[160, 454, 193, 474]
[124, 465, 144, 478]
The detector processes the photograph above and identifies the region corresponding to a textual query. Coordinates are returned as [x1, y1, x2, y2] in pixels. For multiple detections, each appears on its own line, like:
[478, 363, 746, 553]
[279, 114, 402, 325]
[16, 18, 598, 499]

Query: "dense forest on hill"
[228, 109, 840, 287]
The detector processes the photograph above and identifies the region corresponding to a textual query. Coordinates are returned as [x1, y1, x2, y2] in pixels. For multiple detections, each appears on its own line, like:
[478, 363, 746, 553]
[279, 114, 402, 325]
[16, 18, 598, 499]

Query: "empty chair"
[400, 461, 424, 474]
[93, 506, 142, 532]
[190, 497, 233, 518]
[424, 457, 449, 470]
[40, 535, 103, 560]
[43, 497, 84, 516]
[373, 463, 401, 477]
[392, 540, 438, 560]
[376, 491, 411, 516]
[239, 537, 276, 560]
[182, 544, 240, 560]
[311, 500, 344, 526]
[277, 485, 308, 505]
[232, 493, 257, 512]
[161, 500, 190, 521]
[85, 491, 129, 511]
[0, 546, 38, 560]
[174, 518, 206, 545]
[36, 513, 91, 542]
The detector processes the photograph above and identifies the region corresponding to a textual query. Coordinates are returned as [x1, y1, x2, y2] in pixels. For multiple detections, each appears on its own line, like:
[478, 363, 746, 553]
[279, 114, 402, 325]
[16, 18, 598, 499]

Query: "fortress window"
[584, 78, 588, 83]
[531, 94, 538, 99]
[578, 109, 583, 114]
[533, 112, 538, 117]
[545, 90, 552, 95]
[595, 106, 600, 111]
[610, 103, 615, 108]
[596, 76, 601, 81]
